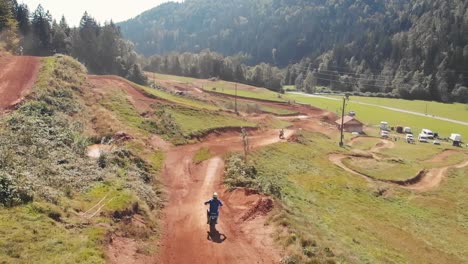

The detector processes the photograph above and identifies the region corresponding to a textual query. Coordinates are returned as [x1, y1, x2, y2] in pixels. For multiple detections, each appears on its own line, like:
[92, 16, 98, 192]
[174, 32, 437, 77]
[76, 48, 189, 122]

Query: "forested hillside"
[0, 0, 147, 84]
[121, 0, 468, 102]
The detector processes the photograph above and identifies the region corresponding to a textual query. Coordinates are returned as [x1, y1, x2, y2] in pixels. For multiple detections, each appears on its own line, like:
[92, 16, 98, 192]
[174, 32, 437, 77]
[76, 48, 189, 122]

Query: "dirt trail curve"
[159, 129, 293, 264]
[330, 139, 468, 191]
[0, 56, 41, 111]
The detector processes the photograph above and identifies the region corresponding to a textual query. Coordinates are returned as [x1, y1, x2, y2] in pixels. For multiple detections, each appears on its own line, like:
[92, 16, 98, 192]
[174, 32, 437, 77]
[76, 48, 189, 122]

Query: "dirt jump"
[0, 56, 40, 111]
[159, 129, 293, 264]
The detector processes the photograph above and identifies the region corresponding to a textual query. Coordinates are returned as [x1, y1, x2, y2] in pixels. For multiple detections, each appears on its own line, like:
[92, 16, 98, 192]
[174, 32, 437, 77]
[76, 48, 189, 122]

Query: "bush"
[0, 172, 33, 207]
[224, 154, 284, 198]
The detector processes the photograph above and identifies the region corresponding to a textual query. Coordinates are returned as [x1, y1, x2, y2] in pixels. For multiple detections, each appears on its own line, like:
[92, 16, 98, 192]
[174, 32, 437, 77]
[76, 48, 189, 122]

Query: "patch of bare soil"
[0, 56, 40, 111]
[87, 75, 165, 113]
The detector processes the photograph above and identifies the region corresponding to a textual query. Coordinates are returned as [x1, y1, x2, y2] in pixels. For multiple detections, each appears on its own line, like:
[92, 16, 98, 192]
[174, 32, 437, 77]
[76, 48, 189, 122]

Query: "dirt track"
[159, 129, 293, 264]
[0, 56, 40, 111]
[330, 139, 468, 191]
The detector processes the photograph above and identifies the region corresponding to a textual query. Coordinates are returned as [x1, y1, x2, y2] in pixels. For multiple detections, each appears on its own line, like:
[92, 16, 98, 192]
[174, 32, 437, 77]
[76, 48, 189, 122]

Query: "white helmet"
[213, 192, 218, 199]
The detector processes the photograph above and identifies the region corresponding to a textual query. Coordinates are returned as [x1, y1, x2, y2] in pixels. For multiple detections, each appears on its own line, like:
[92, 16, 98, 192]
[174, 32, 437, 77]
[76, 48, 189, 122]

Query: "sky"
[19, 0, 181, 26]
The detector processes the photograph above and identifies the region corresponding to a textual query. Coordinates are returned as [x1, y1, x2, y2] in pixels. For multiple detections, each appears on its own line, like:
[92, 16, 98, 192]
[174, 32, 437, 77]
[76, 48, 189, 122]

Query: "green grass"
[283, 85, 296, 91]
[149, 72, 198, 83]
[203, 83, 287, 102]
[242, 132, 468, 263]
[288, 94, 468, 138]
[0, 205, 106, 264]
[329, 95, 468, 123]
[167, 107, 256, 136]
[0, 56, 161, 263]
[138, 84, 219, 111]
[193, 148, 213, 164]
[101, 89, 146, 130]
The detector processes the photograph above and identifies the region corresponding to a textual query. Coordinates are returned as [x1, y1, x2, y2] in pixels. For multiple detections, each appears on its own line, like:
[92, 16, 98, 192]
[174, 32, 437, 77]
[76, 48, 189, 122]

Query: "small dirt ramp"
[0, 56, 40, 111]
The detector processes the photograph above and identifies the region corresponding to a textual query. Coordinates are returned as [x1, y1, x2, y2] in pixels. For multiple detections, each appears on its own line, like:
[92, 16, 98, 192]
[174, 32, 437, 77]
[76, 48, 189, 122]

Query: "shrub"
[0, 172, 33, 207]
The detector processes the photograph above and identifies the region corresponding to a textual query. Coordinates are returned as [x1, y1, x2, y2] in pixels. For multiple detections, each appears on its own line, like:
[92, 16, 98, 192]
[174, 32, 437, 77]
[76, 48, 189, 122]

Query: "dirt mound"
[0, 56, 40, 111]
[426, 149, 462, 163]
[240, 198, 274, 222]
[87, 75, 165, 112]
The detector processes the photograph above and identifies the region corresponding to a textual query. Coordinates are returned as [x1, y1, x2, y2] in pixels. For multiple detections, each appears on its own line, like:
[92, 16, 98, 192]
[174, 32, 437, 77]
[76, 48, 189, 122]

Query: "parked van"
[406, 134, 414, 143]
[449, 133, 462, 142]
[421, 129, 434, 139]
[418, 134, 428, 142]
[381, 130, 389, 138]
[403, 127, 412, 134]
[380, 121, 389, 131]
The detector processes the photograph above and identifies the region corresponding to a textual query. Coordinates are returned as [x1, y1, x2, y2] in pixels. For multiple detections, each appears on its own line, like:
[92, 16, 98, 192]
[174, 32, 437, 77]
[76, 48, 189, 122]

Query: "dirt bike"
[279, 130, 285, 140]
[208, 211, 219, 227]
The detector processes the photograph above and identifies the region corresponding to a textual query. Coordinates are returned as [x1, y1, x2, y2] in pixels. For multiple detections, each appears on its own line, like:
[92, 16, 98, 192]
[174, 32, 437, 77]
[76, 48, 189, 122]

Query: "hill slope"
[120, 0, 468, 102]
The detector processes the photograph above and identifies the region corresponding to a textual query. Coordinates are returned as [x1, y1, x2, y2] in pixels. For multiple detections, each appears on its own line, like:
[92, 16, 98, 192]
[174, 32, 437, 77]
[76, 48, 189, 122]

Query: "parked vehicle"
[421, 129, 434, 139]
[403, 127, 412, 134]
[418, 134, 428, 142]
[449, 133, 462, 142]
[381, 130, 389, 138]
[380, 121, 389, 131]
[406, 134, 414, 143]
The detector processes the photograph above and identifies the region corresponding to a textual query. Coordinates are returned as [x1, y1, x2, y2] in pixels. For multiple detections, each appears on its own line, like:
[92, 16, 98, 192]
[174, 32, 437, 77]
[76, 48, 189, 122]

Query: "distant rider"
[279, 129, 285, 139]
[205, 192, 223, 224]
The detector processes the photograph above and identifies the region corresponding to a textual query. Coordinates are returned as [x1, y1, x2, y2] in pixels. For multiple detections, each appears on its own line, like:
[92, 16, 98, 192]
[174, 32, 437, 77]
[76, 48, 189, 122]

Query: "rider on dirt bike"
[205, 192, 223, 224]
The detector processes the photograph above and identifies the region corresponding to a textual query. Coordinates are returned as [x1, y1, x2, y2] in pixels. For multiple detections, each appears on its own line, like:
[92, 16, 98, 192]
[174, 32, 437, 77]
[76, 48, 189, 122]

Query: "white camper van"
[421, 129, 434, 139]
[418, 134, 428, 143]
[450, 133, 462, 142]
[380, 121, 389, 131]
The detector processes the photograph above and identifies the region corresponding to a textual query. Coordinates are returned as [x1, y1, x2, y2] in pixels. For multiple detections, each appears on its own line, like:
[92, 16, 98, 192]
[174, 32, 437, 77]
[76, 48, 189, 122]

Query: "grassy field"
[167, 107, 256, 137]
[329, 95, 468, 123]
[203, 84, 286, 102]
[287, 94, 468, 138]
[236, 132, 468, 263]
[138, 84, 219, 111]
[147, 72, 198, 83]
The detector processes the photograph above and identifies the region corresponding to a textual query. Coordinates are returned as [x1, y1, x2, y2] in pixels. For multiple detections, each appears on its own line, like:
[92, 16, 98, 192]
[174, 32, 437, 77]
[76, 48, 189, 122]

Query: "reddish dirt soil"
[0, 56, 40, 111]
[87, 75, 166, 112]
[159, 129, 292, 264]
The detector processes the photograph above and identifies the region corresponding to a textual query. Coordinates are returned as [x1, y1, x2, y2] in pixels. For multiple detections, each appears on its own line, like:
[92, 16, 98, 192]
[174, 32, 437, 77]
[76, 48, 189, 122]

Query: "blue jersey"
[205, 198, 223, 213]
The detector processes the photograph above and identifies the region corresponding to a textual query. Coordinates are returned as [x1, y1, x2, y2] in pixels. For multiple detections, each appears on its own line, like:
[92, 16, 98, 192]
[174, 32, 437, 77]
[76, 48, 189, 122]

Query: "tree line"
[144, 50, 283, 92]
[121, 0, 468, 103]
[0, 0, 147, 84]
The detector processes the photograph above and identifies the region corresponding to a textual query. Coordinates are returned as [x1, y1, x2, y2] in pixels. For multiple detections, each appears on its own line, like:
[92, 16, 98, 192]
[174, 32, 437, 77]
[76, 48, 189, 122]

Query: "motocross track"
[330, 139, 468, 191]
[159, 129, 294, 264]
[0, 56, 40, 111]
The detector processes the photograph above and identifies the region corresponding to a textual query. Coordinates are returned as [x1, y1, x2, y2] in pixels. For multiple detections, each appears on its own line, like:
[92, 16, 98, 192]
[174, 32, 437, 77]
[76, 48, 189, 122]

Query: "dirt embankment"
[0, 56, 41, 111]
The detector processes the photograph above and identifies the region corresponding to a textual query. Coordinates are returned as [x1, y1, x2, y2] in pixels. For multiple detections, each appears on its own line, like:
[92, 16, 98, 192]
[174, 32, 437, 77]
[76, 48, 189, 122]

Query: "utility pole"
[235, 83, 238, 114]
[339, 95, 348, 147]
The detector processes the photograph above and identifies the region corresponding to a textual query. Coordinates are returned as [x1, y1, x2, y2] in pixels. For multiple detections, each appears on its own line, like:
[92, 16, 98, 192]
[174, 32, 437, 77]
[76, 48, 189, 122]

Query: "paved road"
[288, 92, 468, 126]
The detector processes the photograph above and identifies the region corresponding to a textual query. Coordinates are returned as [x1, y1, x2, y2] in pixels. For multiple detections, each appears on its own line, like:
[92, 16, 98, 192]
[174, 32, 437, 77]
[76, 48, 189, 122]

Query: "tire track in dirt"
[0, 56, 40, 111]
[330, 139, 468, 191]
[159, 129, 293, 264]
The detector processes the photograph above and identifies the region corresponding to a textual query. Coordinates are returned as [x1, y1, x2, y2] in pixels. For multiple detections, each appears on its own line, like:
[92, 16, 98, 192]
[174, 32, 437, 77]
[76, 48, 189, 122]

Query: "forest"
[121, 0, 468, 103]
[0, 0, 147, 84]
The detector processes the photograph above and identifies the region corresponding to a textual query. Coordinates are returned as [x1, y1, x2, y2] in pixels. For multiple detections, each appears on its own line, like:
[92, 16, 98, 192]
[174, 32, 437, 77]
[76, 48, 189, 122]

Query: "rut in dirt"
[159, 130, 293, 264]
[0, 56, 41, 111]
